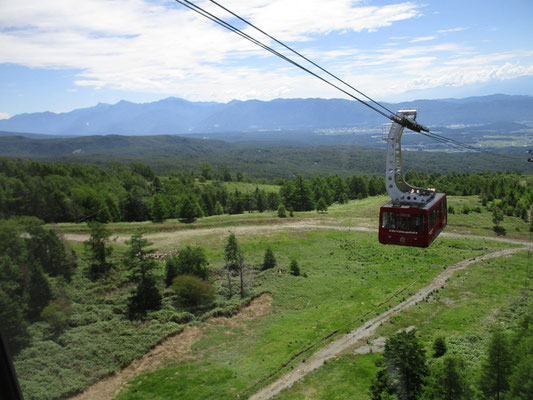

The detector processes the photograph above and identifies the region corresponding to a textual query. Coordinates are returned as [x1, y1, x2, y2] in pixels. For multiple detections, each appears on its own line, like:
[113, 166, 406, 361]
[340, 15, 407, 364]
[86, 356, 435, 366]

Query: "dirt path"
[62, 222, 529, 247]
[248, 245, 529, 400]
[69, 294, 272, 400]
[61, 220, 342, 244]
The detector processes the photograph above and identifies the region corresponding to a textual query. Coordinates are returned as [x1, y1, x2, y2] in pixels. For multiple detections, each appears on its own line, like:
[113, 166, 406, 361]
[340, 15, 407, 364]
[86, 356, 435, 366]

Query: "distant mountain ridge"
[1, 94, 532, 136]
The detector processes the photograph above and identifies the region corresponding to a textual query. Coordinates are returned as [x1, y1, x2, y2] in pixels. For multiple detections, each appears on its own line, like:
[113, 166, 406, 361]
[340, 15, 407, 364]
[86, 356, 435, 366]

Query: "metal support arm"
[385, 110, 435, 205]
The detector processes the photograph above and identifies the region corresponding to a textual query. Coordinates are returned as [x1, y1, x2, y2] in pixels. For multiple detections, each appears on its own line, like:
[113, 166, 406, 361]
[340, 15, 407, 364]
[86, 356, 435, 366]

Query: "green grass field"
[15, 194, 531, 400]
[274, 252, 532, 399]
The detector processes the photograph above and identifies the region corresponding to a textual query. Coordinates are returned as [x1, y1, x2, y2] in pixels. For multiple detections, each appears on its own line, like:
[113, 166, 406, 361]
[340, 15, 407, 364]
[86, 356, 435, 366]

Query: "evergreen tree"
[262, 247, 276, 270]
[492, 206, 504, 226]
[27, 264, 52, 321]
[219, 165, 232, 182]
[200, 162, 214, 180]
[371, 330, 428, 400]
[23, 218, 76, 280]
[84, 221, 113, 280]
[289, 259, 300, 276]
[215, 201, 224, 215]
[177, 195, 202, 222]
[124, 233, 161, 318]
[127, 277, 161, 319]
[224, 233, 245, 298]
[293, 175, 315, 211]
[424, 356, 470, 400]
[0, 289, 29, 356]
[151, 194, 167, 222]
[278, 204, 287, 218]
[479, 327, 512, 400]
[266, 192, 280, 211]
[316, 197, 328, 213]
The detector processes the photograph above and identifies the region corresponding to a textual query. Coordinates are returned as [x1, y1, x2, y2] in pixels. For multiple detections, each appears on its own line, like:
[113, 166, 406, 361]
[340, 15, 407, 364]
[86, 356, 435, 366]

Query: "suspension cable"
[206, 0, 398, 118]
[175, 0, 395, 122]
[175, 0, 525, 160]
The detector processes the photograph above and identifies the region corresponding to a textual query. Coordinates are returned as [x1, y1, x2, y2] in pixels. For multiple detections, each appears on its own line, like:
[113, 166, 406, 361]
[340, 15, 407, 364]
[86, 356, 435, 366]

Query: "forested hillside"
[0, 134, 531, 179]
[1, 158, 531, 225]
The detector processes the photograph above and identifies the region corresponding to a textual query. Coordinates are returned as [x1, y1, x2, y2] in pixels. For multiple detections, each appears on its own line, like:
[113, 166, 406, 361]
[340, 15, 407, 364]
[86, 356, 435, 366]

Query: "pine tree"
[178, 195, 202, 222]
[425, 356, 470, 400]
[293, 175, 315, 211]
[84, 221, 113, 280]
[479, 327, 512, 400]
[124, 233, 161, 319]
[224, 233, 245, 298]
[151, 194, 167, 223]
[371, 330, 428, 400]
[316, 197, 328, 213]
[262, 247, 276, 270]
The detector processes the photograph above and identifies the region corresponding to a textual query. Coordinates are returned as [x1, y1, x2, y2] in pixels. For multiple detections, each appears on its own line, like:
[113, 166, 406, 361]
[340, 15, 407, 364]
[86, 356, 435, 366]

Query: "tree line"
[0, 158, 530, 225]
[0, 158, 386, 223]
[0, 217, 77, 355]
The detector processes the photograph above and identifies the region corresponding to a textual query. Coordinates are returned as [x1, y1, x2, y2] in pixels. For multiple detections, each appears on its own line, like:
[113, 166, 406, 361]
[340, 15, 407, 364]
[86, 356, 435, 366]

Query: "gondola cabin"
[379, 193, 447, 248]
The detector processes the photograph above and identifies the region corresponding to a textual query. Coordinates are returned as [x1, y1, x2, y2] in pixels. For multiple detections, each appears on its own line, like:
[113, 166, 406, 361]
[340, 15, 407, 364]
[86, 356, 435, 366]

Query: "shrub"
[289, 260, 300, 276]
[277, 204, 287, 218]
[432, 336, 447, 358]
[165, 245, 209, 287]
[41, 301, 70, 334]
[173, 275, 215, 308]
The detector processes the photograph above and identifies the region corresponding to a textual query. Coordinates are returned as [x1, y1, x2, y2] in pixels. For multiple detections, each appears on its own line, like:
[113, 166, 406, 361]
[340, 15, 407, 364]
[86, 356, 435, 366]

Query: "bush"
[41, 301, 70, 334]
[165, 246, 209, 286]
[493, 225, 506, 236]
[432, 336, 447, 358]
[277, 204, 287, 218]
[289, 260, 300, 276]
[173, 275, 215, 308]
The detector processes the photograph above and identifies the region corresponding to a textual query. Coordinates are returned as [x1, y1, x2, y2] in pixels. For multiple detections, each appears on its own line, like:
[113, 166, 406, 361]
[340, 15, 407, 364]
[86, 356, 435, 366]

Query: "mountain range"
[1, 94, 532, 136]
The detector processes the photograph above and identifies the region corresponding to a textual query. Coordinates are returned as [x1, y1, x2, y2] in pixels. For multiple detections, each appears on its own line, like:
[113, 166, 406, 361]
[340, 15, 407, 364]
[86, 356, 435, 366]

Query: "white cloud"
[0, 0, 421, 101]
[437, 27, 467, 34]
[409, 36, 436, 43]
[0, 112, 10, 119]
[0, 0, 532, 104]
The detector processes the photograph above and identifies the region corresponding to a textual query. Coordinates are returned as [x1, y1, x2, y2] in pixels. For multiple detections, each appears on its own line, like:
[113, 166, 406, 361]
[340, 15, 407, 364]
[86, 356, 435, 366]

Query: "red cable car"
[378, 110, 447, 247]
[379, 193, 447, 247]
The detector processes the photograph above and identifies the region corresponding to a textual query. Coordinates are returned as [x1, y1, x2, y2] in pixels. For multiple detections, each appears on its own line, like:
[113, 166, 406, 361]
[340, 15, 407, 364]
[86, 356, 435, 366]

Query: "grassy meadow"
[14, 192, 531, 400]
[275, 251, 532, 399]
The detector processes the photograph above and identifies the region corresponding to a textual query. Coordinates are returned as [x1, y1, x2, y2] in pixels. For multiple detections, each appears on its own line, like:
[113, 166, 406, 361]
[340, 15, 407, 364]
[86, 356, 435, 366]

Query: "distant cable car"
[378, 110, 447, 247]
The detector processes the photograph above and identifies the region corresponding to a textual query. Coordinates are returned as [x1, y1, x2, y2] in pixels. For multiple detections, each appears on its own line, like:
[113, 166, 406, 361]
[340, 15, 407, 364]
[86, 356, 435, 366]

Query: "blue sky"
[1, 0, 533, 117]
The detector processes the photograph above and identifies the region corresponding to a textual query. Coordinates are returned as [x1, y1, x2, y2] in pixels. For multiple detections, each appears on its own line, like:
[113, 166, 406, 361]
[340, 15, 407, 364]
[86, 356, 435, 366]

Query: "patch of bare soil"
[249, 246, 529, 400]
[70, 293, 272, 400]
